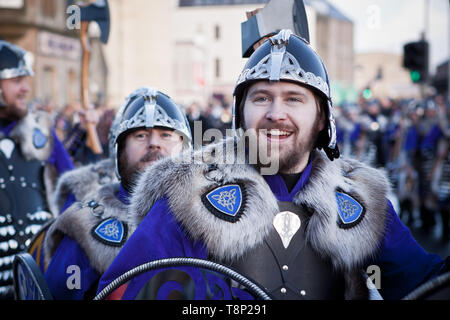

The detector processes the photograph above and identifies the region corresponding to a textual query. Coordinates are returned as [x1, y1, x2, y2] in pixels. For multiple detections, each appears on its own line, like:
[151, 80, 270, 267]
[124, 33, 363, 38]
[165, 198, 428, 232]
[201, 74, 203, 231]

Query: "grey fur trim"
[52, 158, 117, 213]
[294, 151, 390, 273]
[129, 138, 280, 262]
[9, 110, 53, 161]
[44, 163, 59, 218]
[44, 183, 131, 274]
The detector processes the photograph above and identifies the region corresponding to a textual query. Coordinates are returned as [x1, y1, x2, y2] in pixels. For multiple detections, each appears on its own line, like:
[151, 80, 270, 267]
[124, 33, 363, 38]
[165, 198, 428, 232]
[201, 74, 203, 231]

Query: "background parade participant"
[418, 101, 443, 233]
[0, 41, 74, 299]
[98, 30, 449, 300]
[42, 87, 192, 299]
[49, 89, 143, 216]
[431, 97, 450, 242]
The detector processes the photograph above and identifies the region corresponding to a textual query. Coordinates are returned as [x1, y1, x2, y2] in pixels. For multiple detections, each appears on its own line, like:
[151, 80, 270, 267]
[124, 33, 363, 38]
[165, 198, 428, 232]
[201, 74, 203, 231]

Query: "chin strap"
[0, 88, 6, 108]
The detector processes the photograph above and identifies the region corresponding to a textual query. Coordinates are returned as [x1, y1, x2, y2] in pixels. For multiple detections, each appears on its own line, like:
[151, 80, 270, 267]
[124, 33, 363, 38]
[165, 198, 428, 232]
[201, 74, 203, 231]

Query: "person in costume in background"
[0, 41, 74, 299]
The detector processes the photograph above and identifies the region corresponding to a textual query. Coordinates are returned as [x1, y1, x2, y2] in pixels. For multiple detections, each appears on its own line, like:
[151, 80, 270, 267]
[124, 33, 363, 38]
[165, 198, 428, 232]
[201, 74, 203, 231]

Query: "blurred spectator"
[62, 102, 105, 166]
[95, 103, 115, 157]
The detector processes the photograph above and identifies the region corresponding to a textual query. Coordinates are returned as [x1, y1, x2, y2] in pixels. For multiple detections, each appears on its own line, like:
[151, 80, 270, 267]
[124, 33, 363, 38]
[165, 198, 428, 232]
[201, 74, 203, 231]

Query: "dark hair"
[314, 93, 330, 150]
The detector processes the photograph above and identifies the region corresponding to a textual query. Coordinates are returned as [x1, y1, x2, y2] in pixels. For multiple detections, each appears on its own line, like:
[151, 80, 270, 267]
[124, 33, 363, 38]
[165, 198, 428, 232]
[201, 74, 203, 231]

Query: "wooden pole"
[80, 20, 103, 155]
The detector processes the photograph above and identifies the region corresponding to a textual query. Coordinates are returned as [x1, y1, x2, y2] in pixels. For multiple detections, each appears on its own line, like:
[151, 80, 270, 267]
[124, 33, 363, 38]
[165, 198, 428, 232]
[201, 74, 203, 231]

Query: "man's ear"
[316, 97, 327, 132]
[0, 87, 5, 108]
[319, 111, 326, 132]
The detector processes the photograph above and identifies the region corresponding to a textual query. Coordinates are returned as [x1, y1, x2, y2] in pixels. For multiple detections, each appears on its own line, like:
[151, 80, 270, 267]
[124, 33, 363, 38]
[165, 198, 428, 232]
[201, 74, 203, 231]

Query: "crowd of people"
[334, 95, 449, 242]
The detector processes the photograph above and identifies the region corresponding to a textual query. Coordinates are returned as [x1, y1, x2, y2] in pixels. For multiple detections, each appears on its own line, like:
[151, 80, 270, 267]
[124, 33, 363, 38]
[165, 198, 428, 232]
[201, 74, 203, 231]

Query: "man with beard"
[98, 30, 449, 300]
[40, 87, 191, 299]
[0, 41, 74, 299]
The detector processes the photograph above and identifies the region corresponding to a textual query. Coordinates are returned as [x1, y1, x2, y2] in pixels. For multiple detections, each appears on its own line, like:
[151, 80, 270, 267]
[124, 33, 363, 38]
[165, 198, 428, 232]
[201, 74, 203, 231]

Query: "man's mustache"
[256, 121, 296, 133]
[140, 150, 164, 163]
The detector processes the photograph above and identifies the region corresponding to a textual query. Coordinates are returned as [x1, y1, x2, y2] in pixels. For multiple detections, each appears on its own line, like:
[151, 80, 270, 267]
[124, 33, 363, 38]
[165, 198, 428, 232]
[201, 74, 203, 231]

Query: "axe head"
[80, 0, 110, 44]
[241, 0, 310, 58]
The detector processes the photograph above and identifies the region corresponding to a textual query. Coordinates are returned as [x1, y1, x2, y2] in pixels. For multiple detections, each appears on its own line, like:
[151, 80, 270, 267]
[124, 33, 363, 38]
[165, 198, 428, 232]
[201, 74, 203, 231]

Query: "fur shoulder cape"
[52, 158, 117, 213]
[1, 110, 59, 216]
[8, 110, 54, 162]
[44, 183, 130, 274]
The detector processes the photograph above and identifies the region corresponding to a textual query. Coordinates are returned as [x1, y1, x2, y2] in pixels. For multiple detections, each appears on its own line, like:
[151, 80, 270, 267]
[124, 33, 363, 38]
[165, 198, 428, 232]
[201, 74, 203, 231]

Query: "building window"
[67, 69, 77, 103]
[43, 65, 55, 102]
[41, 0, 56, 18]
[215, 58, 221, 79]
[214, 24, 221, 40]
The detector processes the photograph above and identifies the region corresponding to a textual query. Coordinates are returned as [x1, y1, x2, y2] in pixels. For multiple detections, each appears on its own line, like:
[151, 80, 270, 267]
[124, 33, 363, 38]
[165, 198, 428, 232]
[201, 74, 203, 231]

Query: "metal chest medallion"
[0, 138, 14, 159]
[273, 211, 301, 249]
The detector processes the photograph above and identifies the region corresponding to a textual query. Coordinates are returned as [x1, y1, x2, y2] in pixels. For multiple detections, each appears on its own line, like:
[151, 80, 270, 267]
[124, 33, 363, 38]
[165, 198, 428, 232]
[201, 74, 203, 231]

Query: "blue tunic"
[98, 163, 447, 300]
[44, 185, 130, 300]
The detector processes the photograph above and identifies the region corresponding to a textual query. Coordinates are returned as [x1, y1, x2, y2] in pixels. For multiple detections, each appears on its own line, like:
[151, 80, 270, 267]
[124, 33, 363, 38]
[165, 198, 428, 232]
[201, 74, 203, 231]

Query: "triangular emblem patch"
[92, 218, 128, 246]
[202, 184, 245, 222]
[335, 191, 365, 229]
[33, 128, 47, 149]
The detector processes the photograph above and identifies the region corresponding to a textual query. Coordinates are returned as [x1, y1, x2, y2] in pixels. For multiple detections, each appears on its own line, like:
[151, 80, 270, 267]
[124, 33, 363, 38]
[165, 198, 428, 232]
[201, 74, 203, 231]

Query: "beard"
[118, 149, 165, 192]
[0, 102, 28, 121]
[244, 117, 321, 174]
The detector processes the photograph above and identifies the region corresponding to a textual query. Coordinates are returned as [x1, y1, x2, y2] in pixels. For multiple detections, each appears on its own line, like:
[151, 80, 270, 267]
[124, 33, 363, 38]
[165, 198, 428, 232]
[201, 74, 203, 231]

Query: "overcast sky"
[327, 0, 449, 71]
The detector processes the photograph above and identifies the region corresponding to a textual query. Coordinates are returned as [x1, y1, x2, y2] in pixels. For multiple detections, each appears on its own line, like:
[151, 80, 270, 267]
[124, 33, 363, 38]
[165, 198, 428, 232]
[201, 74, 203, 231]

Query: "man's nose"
[265, 98, 287, 122]
[147, 131, 162, 149]
[20, 78, 30, 93]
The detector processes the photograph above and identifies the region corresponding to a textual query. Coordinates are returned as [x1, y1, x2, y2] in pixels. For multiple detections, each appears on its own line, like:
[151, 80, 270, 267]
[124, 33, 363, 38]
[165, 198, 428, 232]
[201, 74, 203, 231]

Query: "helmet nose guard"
[232, 29, 339, 160]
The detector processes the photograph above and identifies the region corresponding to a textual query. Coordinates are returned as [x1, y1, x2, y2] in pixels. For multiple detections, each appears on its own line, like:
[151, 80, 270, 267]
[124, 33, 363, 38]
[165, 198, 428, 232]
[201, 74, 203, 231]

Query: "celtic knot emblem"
[335, 191, 364, 228]
[337, 195, 359, 219]
[99, 220, 120, 240]
[92, 218, 128, 246]
[203, 184, 244, 222]
[211, 189, 237, 212]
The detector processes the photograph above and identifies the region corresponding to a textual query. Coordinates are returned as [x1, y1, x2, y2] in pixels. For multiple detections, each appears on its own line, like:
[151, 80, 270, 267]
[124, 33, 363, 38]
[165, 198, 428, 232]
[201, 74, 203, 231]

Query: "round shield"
[402, 271, 450, 300]
[13, 253, 53, 300]
[95, 257, 272, 300]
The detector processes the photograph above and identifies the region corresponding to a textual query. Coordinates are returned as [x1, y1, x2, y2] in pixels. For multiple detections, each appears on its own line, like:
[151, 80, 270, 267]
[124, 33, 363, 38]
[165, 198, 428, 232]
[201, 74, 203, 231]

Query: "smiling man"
[98, 30, 449, 300]
[41, 87, 191, 300]
[242, 81, 326, 175]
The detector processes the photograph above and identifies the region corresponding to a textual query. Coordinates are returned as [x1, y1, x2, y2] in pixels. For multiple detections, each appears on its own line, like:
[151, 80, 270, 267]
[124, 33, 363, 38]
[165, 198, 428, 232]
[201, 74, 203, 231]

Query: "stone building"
[0, 0, 108, 110]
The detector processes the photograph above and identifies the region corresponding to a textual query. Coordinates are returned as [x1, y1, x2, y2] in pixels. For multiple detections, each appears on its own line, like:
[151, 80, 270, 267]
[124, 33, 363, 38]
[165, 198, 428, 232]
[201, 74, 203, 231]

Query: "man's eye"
[136, 133, 147, 139]
[254, 96, 269, 103]
[161, 132, 173, 138]
[287, 97, 303, 103]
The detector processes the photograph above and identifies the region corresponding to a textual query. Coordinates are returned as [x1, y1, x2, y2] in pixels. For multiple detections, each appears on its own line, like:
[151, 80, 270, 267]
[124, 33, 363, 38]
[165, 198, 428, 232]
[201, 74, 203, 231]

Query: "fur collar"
[9, 110, 54, 161]
[52, 158, 117, 213]
[294, 151, 390, 272]
[130, 138, 389, 271]
[44, 183, 130, 274]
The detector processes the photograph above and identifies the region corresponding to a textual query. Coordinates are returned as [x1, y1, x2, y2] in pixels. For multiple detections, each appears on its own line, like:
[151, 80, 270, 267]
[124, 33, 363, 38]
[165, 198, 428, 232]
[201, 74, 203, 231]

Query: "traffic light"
[403, 40, 429, 83]
[362, 88, 373, 100]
